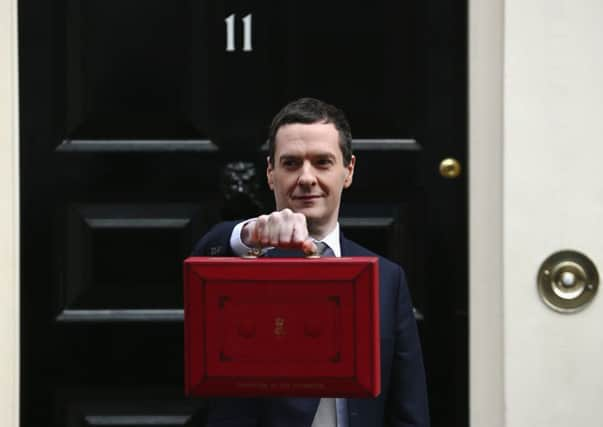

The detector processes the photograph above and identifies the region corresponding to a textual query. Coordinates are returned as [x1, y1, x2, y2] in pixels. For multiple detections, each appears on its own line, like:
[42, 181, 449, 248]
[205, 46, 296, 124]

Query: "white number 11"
[225, 13, 253, 52]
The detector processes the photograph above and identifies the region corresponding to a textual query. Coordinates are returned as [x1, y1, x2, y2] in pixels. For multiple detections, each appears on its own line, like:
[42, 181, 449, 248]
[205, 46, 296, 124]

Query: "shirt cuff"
[229, 219, 271, 257]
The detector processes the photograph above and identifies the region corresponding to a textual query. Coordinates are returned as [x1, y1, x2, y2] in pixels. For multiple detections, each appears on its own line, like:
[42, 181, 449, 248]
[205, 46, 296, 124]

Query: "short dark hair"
[267, 97, 353, 166]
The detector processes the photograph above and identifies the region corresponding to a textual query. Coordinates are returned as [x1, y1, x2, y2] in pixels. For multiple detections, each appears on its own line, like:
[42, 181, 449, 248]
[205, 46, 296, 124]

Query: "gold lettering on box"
[274, 317, 286, 336]
[292, 383, 326, 389]
[237, 383, 269, 389]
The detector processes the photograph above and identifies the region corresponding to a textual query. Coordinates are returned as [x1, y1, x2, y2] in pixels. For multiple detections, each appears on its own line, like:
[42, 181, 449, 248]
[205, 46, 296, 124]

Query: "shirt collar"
[313, 222, 341, 257]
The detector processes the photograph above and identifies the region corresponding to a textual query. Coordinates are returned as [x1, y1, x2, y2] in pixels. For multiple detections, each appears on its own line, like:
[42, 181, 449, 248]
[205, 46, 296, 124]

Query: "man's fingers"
[245, 209, 311, 250]
[241, 219, 259, 247]
[254, 215, 270, 246]
[302, 239, 318, 256]
[290, 214, 309, 247]
[278, 221, 295, 246]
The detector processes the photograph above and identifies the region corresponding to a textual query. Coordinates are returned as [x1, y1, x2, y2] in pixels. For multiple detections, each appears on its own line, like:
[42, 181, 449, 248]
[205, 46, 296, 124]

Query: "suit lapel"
[340, 234, 360, 257]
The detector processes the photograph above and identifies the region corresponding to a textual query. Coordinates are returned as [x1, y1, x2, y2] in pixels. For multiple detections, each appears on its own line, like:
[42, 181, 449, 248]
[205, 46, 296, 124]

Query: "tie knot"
[314, 241, 334, 257]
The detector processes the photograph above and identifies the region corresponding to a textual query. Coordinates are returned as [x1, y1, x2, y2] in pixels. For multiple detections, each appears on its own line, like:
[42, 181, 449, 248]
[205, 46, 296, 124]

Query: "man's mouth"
[291, 195, 323, 200]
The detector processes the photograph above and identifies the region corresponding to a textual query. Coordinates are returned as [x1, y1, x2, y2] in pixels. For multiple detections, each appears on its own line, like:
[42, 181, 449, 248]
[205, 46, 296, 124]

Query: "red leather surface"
[184, 257, 380, 397]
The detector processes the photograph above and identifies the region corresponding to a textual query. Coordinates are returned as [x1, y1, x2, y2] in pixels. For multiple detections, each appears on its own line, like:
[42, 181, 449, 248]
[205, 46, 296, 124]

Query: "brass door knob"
[537, 250, 599, 313]
[439, 158, 462, 178]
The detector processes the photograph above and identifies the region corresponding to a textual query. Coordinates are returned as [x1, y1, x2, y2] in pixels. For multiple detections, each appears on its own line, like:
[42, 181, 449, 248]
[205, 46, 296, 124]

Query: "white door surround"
[0, 0, 20, 425]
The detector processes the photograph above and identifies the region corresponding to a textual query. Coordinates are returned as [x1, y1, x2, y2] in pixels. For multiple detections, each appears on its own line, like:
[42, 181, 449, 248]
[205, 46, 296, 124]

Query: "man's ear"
[266, 156, 275, 190]
[343, 155, 356, 189]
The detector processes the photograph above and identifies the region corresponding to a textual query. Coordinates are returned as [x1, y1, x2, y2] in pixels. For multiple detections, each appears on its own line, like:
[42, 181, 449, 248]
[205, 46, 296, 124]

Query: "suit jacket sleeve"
[387, 266, 430, 426]
[191, 221, 239, 256]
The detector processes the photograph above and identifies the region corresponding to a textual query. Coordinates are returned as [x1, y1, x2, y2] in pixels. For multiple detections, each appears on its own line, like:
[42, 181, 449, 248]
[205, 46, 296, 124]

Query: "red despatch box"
[183, 256, 380, 398]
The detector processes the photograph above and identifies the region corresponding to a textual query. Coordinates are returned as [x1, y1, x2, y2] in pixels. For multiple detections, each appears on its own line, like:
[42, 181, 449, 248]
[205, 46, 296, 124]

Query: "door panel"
[59, 389, 206, 427]
[64, 0, 206, 140]
[57, 204, 203, 318]
[19, 1, 466, 426]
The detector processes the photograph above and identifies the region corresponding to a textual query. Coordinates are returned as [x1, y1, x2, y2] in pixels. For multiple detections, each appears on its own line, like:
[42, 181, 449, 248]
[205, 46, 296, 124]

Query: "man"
[192, 98, 429, 426]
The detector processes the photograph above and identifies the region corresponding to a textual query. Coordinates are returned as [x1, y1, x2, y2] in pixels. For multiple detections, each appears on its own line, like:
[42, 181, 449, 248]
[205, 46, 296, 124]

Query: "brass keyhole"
[439, 158, 462, 178]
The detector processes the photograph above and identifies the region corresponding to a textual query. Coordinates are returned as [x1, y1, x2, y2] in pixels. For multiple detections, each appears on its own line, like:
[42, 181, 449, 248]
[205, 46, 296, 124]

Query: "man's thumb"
[301, 239, 318, 256]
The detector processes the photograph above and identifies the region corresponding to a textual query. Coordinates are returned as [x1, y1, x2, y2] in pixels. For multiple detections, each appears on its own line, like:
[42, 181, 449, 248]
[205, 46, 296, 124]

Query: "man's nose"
[297, 162, 317, 186]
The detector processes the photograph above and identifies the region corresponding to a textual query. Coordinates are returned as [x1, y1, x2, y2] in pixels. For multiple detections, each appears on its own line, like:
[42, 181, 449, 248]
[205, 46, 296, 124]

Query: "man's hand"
[241, 209, 317, 255]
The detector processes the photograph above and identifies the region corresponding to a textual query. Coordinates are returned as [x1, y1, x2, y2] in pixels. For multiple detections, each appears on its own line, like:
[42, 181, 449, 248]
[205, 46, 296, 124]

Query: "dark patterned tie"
[314, 241, 334, 258]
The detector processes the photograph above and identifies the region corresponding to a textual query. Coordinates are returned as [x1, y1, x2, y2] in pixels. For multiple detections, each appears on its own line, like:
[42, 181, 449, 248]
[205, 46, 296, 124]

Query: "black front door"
[19, 1, 466, 426]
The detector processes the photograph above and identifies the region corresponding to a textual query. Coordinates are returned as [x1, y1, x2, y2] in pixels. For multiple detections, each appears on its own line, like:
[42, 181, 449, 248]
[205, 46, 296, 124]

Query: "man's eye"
[282, 159, 299, 168]
[316, 158, 333, 167]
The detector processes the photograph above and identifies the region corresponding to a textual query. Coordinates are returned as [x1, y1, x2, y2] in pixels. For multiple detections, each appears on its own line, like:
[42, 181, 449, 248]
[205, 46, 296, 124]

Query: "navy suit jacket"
[191, 221, 430, 427]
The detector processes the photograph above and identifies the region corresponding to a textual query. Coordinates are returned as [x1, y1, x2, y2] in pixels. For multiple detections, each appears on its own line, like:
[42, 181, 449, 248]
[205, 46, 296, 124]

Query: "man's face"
[267, 122, 355, 235]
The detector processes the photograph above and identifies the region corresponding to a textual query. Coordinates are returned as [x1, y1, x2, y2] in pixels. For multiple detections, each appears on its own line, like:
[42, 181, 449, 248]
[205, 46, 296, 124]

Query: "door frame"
[2, 0, 509, 425]
[0, 0, 20, 425]
[468, 0, 505, 425]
